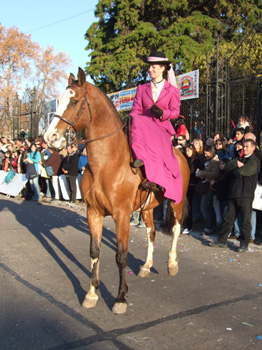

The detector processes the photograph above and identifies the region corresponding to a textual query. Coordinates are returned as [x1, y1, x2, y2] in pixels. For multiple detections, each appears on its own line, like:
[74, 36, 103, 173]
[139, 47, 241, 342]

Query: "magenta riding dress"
[130, 80, 182, 203]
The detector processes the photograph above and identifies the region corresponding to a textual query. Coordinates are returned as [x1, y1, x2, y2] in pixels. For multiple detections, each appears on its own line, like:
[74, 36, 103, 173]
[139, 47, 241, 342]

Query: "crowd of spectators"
[0, 135, 87, 205]
[1, 115, 262, 249]
[172, 115, 262, 250]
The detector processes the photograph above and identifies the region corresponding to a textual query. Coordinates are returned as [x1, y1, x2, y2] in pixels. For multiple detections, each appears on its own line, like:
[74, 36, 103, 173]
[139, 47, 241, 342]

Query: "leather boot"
[141, 180, 159, 192]
[132, 159, 144, 168]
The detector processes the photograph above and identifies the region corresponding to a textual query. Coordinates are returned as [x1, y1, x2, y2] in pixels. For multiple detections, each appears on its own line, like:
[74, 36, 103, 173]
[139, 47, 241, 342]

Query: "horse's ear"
[78, 67, 86, 87]
[68, 73, 76, 86]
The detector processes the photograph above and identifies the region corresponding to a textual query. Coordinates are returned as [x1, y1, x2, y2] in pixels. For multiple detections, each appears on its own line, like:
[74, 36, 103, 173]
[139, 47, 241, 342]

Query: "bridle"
[54, 84, 91, 137]
[54, 83, 126, 144]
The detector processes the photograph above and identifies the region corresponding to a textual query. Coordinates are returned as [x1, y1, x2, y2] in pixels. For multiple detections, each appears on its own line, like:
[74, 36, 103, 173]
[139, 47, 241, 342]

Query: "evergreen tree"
[84, 0, 262, 92]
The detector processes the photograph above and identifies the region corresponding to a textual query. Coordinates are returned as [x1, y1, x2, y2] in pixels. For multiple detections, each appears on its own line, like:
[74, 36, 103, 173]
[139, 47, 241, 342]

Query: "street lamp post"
[12, 93, 21, 139]
[29, 87, 37, 138]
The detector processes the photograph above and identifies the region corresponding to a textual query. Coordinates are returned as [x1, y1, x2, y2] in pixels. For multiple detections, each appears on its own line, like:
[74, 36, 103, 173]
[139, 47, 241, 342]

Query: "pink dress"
[130, 80, 183, 203]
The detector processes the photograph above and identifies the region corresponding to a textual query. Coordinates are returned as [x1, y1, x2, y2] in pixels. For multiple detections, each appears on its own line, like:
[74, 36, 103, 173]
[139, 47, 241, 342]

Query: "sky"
[1, 0, 99, 93]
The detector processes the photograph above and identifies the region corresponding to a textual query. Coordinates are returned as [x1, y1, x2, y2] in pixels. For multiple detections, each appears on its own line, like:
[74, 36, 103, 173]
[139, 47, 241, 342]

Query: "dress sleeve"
[162, 86, 180, 121]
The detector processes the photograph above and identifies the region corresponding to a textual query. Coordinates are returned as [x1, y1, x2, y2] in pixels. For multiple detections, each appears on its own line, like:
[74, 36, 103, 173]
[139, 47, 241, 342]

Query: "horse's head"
[44, 68, 89, 149]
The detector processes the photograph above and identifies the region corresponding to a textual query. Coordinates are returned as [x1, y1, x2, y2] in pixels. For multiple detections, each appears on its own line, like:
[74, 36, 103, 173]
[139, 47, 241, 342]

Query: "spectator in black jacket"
[210, 139, 260, 252]
[182, 144, 201, 234]
[244, 132, 262, 184]
[62, 143, 79, 204]
[210, 158, 231, 222]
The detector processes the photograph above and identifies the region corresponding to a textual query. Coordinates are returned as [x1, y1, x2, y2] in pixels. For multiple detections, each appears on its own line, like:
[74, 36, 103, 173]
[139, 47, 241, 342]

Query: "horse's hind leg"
[138, 209, 155, 277]
[168, 202, 183, 276]
[82, 209, 103, 309]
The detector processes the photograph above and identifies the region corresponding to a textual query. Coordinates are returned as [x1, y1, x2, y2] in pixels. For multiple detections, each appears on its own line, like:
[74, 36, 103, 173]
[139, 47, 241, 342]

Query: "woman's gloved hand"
[151, 104, 163, 119]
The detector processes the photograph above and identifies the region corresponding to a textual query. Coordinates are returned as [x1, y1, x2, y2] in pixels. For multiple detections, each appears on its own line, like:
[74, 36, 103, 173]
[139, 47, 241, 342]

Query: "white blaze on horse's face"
[56, 89, 76, 116]
[44, 88, 76, 149]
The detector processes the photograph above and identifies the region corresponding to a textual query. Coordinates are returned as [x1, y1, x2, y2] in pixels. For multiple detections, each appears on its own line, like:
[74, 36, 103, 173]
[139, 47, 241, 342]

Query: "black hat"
[144, 51, 171, 65]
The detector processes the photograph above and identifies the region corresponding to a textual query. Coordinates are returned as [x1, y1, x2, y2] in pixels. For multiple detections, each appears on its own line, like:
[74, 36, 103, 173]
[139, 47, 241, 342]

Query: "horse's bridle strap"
[54, 84, 91, 134]
[54, 114, 77, 133]
[85, 122, 127, 144]
[55, 83, 126, 144]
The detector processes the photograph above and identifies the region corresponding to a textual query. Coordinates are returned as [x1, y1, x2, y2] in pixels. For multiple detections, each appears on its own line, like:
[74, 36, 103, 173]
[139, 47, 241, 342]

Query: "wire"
[25, 8, 95, 34]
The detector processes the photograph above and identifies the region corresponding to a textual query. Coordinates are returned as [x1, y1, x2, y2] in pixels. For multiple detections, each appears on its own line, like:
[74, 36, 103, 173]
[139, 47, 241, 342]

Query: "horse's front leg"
[138, 209, 156, 277]
[168, 202, 182, 276]
[82, 209, 103, 309]
[112, 214, 130, 314]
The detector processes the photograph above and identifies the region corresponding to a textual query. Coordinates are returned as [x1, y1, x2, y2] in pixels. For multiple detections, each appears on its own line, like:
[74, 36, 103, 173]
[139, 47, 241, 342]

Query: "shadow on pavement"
[1, 199, 147, 310]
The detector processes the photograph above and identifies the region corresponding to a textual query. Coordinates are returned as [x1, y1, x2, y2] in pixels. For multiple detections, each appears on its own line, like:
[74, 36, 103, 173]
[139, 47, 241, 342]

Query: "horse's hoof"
[112, 302, 127, 314]
[168, 264, 179, 276]
[138, 267, 150, 277]
[82, 296, 98, 309]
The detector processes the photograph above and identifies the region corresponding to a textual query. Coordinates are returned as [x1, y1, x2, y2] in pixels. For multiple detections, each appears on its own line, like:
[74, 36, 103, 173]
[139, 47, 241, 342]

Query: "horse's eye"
[71, 100, 78, 106]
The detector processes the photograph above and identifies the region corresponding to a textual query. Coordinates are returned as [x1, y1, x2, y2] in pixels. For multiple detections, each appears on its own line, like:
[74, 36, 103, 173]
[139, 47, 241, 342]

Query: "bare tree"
[0, 25, 72, 137]
[0, 25, 39, 133]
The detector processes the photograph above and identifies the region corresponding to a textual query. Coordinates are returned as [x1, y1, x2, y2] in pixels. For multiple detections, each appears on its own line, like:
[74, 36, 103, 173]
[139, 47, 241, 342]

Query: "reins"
[85, 122, 127, 144]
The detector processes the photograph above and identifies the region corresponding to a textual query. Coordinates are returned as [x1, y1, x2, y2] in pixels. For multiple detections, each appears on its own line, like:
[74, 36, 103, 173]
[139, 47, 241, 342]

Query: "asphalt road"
[1, 196, 262, 350]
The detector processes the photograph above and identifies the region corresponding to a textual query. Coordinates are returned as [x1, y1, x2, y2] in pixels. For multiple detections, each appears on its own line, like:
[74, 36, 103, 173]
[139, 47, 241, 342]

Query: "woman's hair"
[26, 137, 35, 144]
[239, 115, 253, 132]
[215, 138, 228, 151]
[204, 145, 216, 158]
[235, 140, 243, 148]
[162, 64, 169, 77]
[193, 138, 203, 153]
[5, 150, 11, 157]
[185, 144, 198, 160]
[30, 143, 38, 159]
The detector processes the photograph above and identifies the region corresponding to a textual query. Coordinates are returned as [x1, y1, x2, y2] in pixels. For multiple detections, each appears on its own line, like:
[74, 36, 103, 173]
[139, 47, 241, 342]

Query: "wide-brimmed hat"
[144, 51, 172, 65]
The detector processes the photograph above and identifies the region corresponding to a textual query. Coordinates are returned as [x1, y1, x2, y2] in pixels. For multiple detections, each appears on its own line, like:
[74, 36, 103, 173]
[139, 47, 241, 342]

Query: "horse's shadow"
[1, 199, 148, 310]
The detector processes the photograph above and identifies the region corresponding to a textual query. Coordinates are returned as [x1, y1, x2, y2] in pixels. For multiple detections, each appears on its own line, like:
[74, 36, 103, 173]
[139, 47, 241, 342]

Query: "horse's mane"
[85, 81, 123, 125]
[84, 81, 131, 142]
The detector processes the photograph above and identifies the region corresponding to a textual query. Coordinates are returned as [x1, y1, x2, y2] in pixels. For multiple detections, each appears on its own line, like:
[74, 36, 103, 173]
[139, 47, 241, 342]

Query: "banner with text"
[108, 70, 199, 112]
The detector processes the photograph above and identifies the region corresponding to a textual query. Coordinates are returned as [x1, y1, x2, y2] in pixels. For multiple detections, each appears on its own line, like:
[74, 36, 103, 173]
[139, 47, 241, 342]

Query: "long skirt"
[131, 115, 183, 203]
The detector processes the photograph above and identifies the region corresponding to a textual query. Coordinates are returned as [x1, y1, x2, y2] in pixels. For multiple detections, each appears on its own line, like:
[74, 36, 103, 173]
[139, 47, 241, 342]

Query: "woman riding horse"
[44, 66, 189, 315]
[130, 51, 182, 203]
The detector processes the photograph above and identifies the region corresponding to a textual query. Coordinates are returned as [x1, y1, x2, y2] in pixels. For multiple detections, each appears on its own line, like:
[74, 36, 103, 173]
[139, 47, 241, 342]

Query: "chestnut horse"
[44, 68, 190, 314]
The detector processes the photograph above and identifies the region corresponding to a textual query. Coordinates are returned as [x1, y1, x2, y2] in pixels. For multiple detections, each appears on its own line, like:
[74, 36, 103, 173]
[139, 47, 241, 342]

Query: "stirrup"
[132, 159, 144, 168]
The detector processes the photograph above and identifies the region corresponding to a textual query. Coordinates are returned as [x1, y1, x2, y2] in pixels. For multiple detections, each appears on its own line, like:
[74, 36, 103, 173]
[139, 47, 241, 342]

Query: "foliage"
[0, 26, 38, 110]
[84, 0, 262, 92]
[0, 25, 71, 136]
[32, 46, 71, 131]
[33, 46, 71, 98]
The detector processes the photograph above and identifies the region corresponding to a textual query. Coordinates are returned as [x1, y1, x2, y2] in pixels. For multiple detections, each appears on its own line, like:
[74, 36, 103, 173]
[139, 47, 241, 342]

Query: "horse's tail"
[181, 196, 189, 226]
[162, 197, 189, 236]
[162, 200, 174, 235]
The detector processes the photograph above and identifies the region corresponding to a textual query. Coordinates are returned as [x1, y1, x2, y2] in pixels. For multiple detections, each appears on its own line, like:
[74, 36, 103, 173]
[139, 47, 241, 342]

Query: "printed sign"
[0, 171, 28, 196]
[178, 70, 199, 100]
[108, 88, 137, 112]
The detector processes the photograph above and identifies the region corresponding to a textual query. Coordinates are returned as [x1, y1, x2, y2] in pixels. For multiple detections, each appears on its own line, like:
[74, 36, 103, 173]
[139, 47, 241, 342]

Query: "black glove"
[151, 104, 163, 119]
